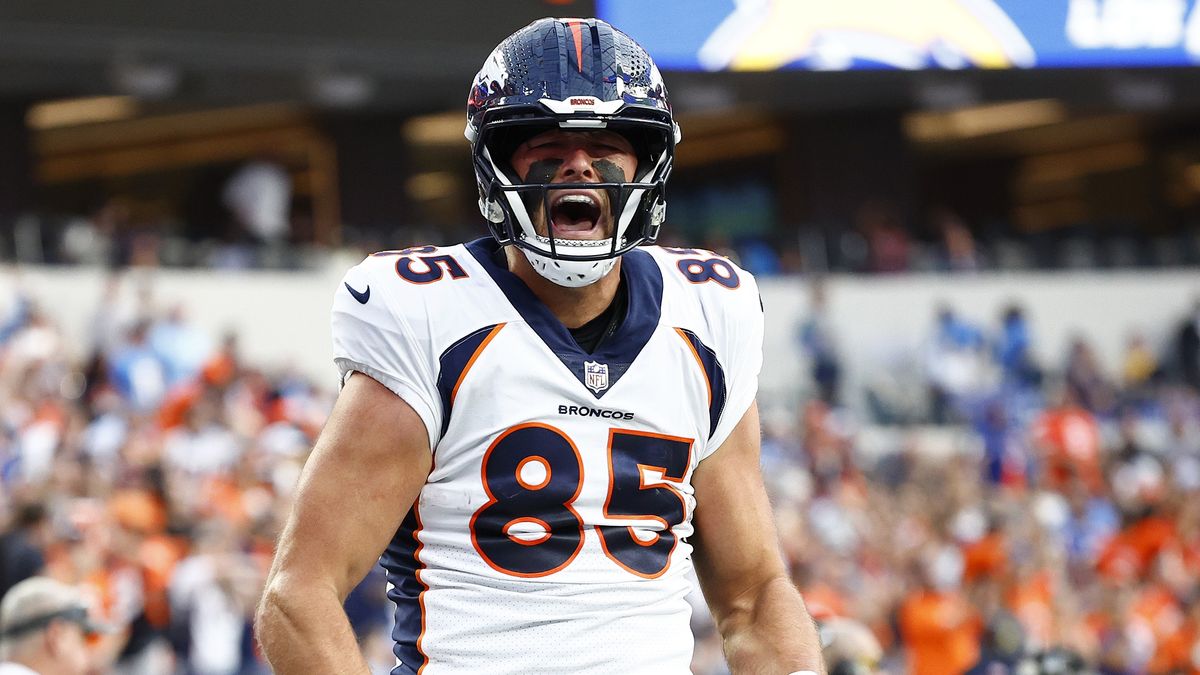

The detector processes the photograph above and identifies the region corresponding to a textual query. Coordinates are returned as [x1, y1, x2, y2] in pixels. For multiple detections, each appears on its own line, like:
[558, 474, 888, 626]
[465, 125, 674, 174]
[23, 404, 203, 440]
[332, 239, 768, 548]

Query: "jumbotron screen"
[597, 0, 1200, 71]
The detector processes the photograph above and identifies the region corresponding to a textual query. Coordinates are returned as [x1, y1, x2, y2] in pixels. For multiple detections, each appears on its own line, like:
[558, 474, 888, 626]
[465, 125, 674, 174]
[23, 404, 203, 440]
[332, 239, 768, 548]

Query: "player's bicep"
[691, 401, 788, 620]
[268, 371, 431, 599]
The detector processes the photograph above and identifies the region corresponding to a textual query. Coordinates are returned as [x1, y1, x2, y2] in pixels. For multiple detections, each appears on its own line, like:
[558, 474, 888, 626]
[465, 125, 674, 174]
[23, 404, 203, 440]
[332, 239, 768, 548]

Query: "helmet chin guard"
[521, 246, 617, 287]
[465, 17, 680, 288]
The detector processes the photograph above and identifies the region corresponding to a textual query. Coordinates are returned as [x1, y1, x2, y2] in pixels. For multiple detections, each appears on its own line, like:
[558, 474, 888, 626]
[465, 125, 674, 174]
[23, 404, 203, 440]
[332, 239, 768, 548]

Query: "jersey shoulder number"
[369, 245, 471, 285]
[644, 245, 760, 324]
[656, 246, 742, 289]
[336, 244, 482, 325]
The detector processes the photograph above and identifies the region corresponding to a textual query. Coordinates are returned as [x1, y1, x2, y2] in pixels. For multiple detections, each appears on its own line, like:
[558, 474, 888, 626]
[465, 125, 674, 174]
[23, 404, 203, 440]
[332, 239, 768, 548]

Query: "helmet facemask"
[473, 115, 674, 286]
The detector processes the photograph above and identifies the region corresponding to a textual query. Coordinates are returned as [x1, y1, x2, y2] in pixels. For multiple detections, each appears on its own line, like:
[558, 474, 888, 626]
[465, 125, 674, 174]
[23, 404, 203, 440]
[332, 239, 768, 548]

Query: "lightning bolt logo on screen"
[697, 0, 1035, 71]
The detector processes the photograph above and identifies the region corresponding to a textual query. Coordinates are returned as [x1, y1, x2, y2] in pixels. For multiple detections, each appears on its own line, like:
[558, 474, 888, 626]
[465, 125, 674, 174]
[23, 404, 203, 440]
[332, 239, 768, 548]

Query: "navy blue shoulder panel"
[590, 245, 663, 384]
[436, 323, 504, 438]
[382, 508, 426, 675]
[464, 238, 662, 399]
[677, 327, 727, 436]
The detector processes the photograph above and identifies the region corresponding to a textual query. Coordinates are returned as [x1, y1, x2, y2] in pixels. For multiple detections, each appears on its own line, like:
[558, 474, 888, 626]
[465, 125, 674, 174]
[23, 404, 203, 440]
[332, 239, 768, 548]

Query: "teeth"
[534, 234, 609, 247]
[557, 194, 596, 206]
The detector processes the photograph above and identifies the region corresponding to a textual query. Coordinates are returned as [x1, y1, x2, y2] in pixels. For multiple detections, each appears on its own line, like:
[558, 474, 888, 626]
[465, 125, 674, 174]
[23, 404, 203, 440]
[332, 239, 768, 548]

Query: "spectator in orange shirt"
[1005, 564, 1056, 651]
[1031, 385, 1104, 493]
[1096, 506, 1177, 583]
[961, 526, 1007, 583]
[899, 552, 981, 675]
[1154, 600, 1200, 674]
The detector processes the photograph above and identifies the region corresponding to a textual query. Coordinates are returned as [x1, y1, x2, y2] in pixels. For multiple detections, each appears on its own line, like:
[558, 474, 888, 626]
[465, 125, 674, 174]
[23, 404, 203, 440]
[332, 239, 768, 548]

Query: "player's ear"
[42, 621, 64, 656]
[47, 619, 83, 656]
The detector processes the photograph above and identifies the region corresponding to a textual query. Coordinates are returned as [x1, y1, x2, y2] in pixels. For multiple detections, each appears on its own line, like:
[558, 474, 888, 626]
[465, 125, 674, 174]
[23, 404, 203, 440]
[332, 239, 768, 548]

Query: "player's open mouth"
[549, 192, 604, 238]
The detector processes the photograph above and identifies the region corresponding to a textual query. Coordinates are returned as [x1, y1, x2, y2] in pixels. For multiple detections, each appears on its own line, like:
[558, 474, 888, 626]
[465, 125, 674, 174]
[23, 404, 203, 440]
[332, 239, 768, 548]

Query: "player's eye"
[592, 134, 634, 154]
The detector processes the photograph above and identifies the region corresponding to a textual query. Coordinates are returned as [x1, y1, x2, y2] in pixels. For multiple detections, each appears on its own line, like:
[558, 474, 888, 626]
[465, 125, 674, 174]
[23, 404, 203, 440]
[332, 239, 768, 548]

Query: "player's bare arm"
[255, 372, 431, 674]
[692, 401, 826, 674]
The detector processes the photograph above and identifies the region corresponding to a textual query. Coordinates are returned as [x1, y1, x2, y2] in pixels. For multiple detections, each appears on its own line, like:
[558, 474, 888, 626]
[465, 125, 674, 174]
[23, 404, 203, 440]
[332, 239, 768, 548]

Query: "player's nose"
[557, 147, 597, 182]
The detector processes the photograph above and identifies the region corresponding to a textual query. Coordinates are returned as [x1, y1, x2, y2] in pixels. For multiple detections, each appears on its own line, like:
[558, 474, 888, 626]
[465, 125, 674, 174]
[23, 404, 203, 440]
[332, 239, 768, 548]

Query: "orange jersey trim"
[451, 323, 506, 404]
[674, 327, 712, 406]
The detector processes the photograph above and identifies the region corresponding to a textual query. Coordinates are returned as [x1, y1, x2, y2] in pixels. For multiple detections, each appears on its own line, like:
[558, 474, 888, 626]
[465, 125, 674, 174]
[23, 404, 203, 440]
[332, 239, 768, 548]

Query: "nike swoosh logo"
[344, 282, 370, 304]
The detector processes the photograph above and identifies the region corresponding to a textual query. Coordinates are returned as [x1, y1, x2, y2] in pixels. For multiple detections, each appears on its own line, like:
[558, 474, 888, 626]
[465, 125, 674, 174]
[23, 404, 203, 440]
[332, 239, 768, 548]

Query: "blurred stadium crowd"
[15, 186, 1200, 276]
[0, 264, 1198, 674]
[726, 294, 1200, 675]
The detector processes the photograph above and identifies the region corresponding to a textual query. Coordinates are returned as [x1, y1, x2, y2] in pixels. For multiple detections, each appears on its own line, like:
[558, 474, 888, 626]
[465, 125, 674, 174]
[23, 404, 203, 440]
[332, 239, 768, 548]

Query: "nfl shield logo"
[584, 361, 609, 394]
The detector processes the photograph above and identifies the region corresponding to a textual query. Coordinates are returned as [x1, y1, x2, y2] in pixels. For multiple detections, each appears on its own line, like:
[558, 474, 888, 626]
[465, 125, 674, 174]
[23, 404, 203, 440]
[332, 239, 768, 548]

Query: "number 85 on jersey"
[469, 423, 692, 579]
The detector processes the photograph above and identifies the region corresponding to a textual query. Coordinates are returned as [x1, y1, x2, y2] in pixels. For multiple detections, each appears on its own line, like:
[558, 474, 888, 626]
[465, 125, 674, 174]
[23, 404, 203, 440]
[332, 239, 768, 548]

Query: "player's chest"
[434, 320, 712, 474]
[451, 319, 705, 425]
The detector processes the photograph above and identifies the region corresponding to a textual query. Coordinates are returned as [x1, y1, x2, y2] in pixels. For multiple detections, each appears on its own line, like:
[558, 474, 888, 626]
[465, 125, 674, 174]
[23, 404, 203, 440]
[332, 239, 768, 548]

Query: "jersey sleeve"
[331, 259, 441, 449]
[701, 267, 764, 460]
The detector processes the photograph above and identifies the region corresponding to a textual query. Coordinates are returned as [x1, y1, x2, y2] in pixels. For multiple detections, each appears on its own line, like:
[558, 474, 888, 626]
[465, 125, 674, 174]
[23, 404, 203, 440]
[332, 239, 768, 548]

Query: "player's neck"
[504, 246, 623, 329]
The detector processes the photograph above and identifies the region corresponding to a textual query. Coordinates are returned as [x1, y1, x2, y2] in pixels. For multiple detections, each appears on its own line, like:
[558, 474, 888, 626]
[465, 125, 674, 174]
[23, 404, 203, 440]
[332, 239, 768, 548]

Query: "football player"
[257, 17, 824, 675]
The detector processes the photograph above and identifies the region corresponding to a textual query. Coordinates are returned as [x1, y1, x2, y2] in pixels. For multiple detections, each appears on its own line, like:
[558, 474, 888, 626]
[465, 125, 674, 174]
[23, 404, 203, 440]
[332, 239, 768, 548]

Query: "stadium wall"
[6, 263, 1196, 408]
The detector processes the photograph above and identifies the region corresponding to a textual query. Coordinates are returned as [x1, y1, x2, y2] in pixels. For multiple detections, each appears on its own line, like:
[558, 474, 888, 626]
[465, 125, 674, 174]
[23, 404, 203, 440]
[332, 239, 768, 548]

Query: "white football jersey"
[331, 238, 763, 675]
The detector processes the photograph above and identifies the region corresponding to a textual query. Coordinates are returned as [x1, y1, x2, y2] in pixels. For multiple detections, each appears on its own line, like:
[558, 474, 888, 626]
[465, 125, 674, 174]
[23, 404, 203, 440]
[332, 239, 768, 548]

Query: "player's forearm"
[716, 574, 826, 675]
[255, 580, 370, 674]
